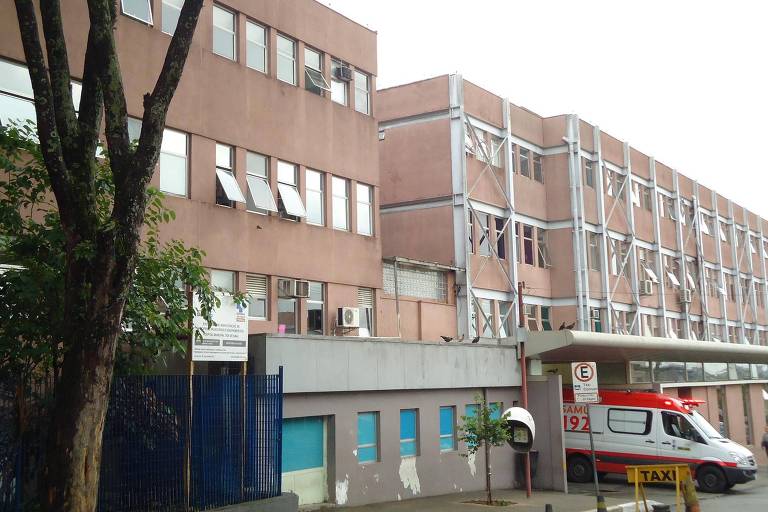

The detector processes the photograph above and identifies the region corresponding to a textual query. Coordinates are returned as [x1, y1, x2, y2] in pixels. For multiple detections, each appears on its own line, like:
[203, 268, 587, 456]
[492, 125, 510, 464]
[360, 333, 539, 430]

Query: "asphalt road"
[568, 471, 768, 512]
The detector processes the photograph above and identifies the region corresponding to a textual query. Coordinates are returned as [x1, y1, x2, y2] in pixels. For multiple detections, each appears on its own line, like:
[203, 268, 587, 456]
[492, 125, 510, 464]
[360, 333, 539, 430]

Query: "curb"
[583, 500, 663, 512]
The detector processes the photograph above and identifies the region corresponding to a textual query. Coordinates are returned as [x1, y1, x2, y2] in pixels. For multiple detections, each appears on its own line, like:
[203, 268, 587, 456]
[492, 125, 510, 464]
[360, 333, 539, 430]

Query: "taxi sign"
[571, 362, 599, 403]
[626, 464, 691, 484]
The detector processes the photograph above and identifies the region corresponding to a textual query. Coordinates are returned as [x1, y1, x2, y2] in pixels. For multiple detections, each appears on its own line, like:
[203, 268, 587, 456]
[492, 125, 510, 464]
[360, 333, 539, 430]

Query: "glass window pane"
[277, 298, 296, 334]
[210, 269, 234, 292]
[277, 161, 296, 184]
[213, 29, 235, 60]
[305, 48, 321, 70]
[439, 406, 454, 436]
[122, 0, 153, 23]
[161, 128, 186, 155]
[212, 5, 234, 30]
[333, 197, 348, 230]
[162, 0, 183, 35]
[247, 152, 267, 177]
[277, 183, 306, 217]
[246, 175, 277, 212]
[307, 302, 323, 335]
[249, 297, 266, 319]
[159, 152, 187, 196]
[246, 22, 267, 72]
[0, 59, 34, 98]
[277, 35, 294, 55]
[332, 176, 347, 196]
[357, 202, 372, 235]
[215, 144, 231, 169]
[357, 412, 378, 463]
[0, 94, 36, 127]
[216, 169, 245, 203]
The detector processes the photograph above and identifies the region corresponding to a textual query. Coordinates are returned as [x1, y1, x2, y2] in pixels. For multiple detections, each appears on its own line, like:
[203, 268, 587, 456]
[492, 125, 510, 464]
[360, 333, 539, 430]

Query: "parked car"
[562, 388, 757, 492]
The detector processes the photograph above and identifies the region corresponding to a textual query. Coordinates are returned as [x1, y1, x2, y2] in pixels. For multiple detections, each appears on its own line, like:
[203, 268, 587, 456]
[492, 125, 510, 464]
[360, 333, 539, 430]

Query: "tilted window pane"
[277, 183, 306, 217]
[121, 0, 153, 24]
[215, 169, 245, 203]
[246, 175, 277, 212]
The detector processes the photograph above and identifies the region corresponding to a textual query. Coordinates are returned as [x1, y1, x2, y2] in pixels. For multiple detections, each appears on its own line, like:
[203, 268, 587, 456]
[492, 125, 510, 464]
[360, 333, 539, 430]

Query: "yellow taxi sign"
[626, 464, 690, 484]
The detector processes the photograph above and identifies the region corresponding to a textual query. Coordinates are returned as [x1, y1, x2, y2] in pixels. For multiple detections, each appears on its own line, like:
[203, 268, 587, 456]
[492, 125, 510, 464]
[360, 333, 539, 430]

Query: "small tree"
[459, 394, 511, 506]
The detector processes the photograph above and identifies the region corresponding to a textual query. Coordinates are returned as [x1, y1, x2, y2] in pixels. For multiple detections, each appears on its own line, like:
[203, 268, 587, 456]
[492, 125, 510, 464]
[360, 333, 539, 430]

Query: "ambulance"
[562, 389, 758, 492]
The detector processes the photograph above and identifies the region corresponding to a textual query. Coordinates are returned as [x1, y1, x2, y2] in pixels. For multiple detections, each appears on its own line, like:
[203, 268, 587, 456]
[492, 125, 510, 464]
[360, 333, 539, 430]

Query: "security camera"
[503, 407, 536, 453]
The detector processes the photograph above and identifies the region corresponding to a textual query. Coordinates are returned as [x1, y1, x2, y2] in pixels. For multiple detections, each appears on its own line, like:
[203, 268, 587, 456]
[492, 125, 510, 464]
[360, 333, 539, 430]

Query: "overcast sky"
[321, 0, 768, 218]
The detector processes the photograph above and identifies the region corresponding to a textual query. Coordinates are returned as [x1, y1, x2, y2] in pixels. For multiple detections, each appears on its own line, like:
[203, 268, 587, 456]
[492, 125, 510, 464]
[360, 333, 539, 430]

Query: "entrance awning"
[526, 330, 768, 364]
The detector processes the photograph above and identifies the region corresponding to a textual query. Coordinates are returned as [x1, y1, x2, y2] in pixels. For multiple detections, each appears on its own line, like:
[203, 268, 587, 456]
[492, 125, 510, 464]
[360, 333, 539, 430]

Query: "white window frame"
[304, 47, 331, 94]
[245, 152, 277, 214]
[121, 0, 154, 25]
[212, 5, 237, 61]
[159, 127, 188, 197]
[354, 69, 370, 115]
[305, 169, 325, 226]
[332, 176, 349, 231]
[330, 58, 348, 106]
[161, 0, 183, 35]
[215, 143, 245, 205]
[246, 20, 268, 73]
[356, 183, 373, 236]
[276, 34, 297, 85]
[246, 273, 268, 320]
[276, 161, 306, 218]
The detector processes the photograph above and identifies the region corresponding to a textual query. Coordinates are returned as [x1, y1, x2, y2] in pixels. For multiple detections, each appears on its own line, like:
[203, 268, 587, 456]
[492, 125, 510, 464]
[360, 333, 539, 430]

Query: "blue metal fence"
[0, 371, 283, 511]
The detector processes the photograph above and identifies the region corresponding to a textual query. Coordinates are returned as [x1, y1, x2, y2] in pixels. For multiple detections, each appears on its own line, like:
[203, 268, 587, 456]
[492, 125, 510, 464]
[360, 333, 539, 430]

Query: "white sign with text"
[192, 293, 248, 362]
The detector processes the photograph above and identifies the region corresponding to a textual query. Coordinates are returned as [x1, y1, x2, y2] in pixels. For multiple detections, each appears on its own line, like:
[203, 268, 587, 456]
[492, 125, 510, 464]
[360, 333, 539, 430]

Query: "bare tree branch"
[13, 0, 75, 229]
[39, 0, 79, 159]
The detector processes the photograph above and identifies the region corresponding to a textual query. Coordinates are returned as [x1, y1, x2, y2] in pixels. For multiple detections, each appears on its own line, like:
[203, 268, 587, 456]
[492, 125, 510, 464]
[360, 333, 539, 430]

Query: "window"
[121, 0, 153, 24]
[522, 225, 534, 265]
[305, 47, 330, 95]
[642, 314, 660, 337]
[246, 21, 268, 73]
[330, 59, 348, 105]
[524, 304, 538, 331]
[215, 143, 245, 207]
[705, 267, 720, 298]
[727, 325, 738, 343]
[661, 412, 705, 443]
[478, 213, 491, 256]
[332, 177, 349, 230]
[495, 218, 506, 259]
[667, 318, 681, 339]
[439, 406, 456, 452]
[161, 0, 183, 35]
[357, 412, 379, 463]
[541, 306, 552, 331]
[159, 128, 188, 196]
[0, 58, 74, 127]
[277, 297, 296, 334]
[637, 247, 659, 283]
[724, 274, 736, 301]
[533, 153, 543, 183]
[400, 409, 418, 457]
[305, 170, 324, 225]
[212, 5, 236, 60]
[354, 70, 370, 115]
[468, 212, 475, 254]
[583, 159, 594, 188]
[741, 277, 751, 304]
[663, 255, 680, 289]
[719, 221, 730, 244]
[700, 213, 714, 236]
[519, 148, 530, 177]
[246, 274, 268, 319]
[633, 183, 652, 211]
[358, 287, 375, 336]
[490, 136, 503, 168]
[608, 408, 652, 435]
[588, 232, 601, 271]
[476, 299, 493, 337]
[307, 282, 324, 335]
[356, 183, 373, 235]
[276, 34, 296, 85]
[211, 269, 235, 293]
[498, 302, 513, 337]
[709, 323, 723, 342]
[591, 308, 603, 333]
[246, 152, 277, 214]
[537, 229, 551, 268]
[276, 161, 306, 219]
[610, 240, 629, 278]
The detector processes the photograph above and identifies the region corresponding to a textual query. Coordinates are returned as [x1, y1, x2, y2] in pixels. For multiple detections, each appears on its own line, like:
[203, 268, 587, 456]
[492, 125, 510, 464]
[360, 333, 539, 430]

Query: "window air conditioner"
[335, 66, 353, 82]
[295, 280, 310, 298]
[278, 278, 295, 298]
[680, 289, 692, 303]
[590, 309, 601, 320]
[640, 280, 654, 296]
[337, 307, 360, 328]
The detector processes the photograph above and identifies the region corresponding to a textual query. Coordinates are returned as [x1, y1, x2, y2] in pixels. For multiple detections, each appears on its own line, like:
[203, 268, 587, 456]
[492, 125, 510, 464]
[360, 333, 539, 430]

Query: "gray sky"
[321, 0, 768, 218]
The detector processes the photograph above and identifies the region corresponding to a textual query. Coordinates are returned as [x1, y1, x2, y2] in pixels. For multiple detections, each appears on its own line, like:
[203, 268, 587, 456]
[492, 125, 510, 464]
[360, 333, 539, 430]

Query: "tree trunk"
[42, 251, 126, 511]
[485, 441, 492, 505]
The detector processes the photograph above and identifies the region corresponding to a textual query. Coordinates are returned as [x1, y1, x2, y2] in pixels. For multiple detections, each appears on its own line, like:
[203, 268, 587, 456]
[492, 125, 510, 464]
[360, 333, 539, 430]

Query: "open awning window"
[699, 214, 711, 235]
[719, 225, 728, 242]
[667, 271, 680, 287]
[277, 182, 306, 217]
[216, 169, 246, 203]
[246, 175, 277, 212]
[642, 265, 659, 283]
[305, 67, 331, 92]
[686, 272, 697, 290]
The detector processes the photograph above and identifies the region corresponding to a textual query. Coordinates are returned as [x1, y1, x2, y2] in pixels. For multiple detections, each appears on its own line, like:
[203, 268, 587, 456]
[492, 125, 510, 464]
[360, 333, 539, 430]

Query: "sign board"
[192, 293, 248, 362]
[571, 361, 599, 403]
[562, 403, 591, 432]
[626, 464, 691, 484]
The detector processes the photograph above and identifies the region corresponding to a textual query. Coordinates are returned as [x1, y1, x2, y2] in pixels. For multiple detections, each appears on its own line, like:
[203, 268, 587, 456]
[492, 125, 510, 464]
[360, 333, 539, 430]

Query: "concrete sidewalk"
[302, 488, 642, 512]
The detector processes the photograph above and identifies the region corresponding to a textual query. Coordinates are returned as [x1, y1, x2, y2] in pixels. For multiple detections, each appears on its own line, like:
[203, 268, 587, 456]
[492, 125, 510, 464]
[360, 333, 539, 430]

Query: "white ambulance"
[562, 389, 757, 492]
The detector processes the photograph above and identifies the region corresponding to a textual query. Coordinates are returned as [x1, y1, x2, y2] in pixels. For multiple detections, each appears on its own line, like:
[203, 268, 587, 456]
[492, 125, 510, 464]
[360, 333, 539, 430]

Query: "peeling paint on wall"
[467, 452, 477, 477]
[398, 457, 421, 495]
[352, 449, 358, 456]
[335, 475, 349, 505]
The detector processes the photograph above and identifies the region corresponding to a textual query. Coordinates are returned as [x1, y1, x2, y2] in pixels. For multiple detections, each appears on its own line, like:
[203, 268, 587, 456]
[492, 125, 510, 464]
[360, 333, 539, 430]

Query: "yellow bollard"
[681, 473, 700, 512]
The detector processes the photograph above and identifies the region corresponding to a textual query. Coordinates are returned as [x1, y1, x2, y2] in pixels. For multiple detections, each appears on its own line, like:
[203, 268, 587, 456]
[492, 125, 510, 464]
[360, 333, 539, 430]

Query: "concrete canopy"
[526, 330, 768, 364]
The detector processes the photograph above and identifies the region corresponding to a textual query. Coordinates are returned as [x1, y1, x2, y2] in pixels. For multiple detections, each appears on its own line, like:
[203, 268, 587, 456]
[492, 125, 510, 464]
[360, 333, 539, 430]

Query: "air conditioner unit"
[277, 278, 295, 298]
[640, 280, 654, 296]
[590, 309, 601, 320]
[295, 280, 310, 298]
[680, 289, 692, 303]
[337, 307, 360, 328]
[334, 66, 353, 82]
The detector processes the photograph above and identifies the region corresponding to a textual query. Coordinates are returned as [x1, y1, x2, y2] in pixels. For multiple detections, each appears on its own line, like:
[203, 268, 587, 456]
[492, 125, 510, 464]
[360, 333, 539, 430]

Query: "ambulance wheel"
[567, 455, 593, 483]
[696, 465, 727, 493]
